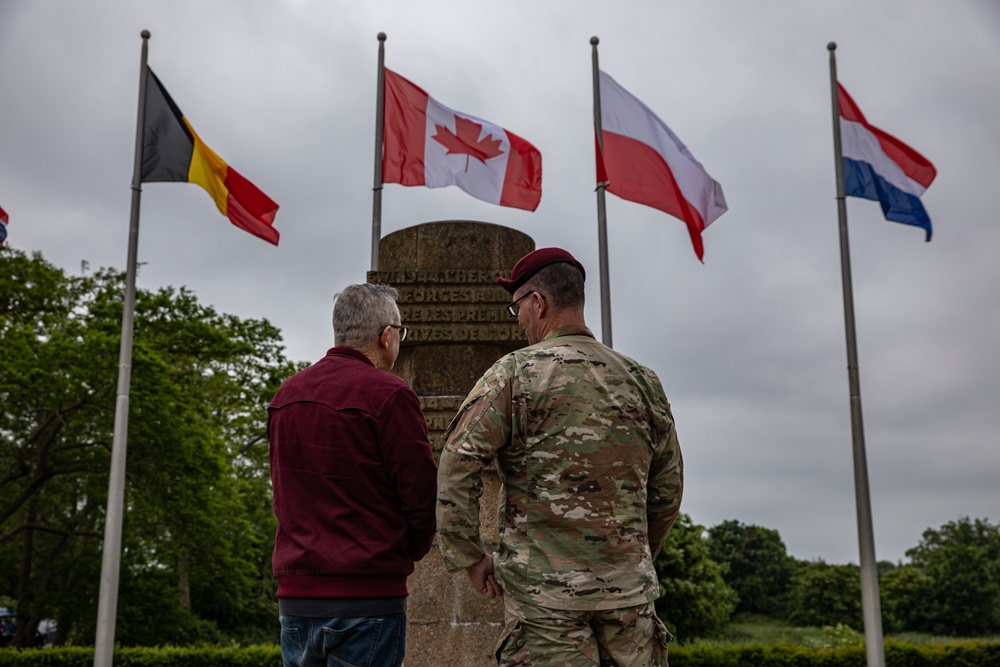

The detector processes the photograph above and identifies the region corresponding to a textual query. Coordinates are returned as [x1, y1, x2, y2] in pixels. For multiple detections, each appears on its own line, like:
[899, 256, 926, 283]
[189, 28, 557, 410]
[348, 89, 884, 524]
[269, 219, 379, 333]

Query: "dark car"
[0, 609, 16, 648]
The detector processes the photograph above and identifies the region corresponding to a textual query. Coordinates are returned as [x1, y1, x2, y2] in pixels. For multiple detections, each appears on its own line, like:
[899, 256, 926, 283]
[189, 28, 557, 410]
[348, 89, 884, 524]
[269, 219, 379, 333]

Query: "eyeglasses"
[382, 323, 408, 341]
[506, 291, 537, 317]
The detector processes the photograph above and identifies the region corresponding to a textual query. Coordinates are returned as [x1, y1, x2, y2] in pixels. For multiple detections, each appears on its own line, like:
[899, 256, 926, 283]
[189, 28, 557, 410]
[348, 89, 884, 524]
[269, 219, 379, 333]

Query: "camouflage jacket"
[436, 324, 683, 610]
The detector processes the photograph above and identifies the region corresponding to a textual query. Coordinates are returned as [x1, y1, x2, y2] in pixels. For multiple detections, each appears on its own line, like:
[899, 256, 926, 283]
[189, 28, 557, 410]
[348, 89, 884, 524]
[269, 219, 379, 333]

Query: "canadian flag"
[596, 70, 727, 261]
[382, 68, 542, 211]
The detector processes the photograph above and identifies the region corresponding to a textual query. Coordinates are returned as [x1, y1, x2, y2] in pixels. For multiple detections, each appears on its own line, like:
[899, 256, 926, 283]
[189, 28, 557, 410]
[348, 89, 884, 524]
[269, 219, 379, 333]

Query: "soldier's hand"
[466, 553, 502, 599]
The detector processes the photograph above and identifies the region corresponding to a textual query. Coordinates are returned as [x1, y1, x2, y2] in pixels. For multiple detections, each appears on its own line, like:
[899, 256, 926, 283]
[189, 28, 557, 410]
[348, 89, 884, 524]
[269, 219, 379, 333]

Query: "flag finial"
[590, 36, 599, 46]
[378, 32, 386, 42]
[828, 41, 837, 51]
[141, 29, 150, 39]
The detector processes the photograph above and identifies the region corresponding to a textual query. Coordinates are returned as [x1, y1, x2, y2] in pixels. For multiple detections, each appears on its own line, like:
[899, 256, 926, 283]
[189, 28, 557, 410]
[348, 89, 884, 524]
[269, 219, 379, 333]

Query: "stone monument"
[367, 220, 534, 666]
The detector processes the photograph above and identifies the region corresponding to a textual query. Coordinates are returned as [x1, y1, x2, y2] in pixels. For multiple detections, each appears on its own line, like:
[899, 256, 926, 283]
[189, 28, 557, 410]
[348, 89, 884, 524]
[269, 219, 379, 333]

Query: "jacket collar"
[326, 346, 375, 367]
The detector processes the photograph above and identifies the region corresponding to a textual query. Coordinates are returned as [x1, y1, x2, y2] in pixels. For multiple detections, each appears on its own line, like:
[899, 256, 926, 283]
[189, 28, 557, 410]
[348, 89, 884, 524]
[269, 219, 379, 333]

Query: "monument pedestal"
[368, 221, 533, 667]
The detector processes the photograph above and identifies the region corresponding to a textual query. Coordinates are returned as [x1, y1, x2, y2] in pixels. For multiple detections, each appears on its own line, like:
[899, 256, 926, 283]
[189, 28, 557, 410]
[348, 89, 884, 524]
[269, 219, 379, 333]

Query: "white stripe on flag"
[840, 119, 927, 197]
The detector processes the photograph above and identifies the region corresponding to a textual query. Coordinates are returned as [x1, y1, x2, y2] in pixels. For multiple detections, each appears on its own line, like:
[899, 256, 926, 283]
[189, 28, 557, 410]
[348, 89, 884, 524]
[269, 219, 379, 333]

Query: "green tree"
[707, 519, 796, 618]
[654, 514, 738, 642]
[786, 560, 863, 631]
[0, 249, 115, 646]
[880, 563, 931, 633]
[876, 560, 897, 578]
[0, 246, 299, 646]
[897, 517, 1000, 636]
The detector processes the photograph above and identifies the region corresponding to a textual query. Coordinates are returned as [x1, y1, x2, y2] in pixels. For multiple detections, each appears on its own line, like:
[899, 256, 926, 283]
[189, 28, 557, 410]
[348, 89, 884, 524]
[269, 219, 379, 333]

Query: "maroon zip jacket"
[268, 347, 437, 599]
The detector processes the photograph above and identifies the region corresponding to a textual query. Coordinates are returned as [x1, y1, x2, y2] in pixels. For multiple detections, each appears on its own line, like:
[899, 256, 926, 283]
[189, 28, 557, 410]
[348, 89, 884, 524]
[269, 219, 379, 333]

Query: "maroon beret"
[497, 247, 586, 294]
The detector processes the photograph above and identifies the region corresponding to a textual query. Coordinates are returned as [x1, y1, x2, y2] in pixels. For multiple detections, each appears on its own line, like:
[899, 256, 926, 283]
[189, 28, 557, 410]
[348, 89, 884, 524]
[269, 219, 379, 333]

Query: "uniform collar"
[540, 324, 595, 343]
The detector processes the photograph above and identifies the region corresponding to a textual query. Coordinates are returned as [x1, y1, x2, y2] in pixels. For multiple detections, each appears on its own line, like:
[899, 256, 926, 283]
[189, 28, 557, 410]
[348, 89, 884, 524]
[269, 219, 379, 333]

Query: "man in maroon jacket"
[268, 283, 437, 667]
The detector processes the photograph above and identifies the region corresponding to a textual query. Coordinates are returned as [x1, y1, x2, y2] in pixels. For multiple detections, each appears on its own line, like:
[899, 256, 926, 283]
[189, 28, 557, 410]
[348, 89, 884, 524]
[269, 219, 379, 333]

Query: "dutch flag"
[838, 83, 937, 241]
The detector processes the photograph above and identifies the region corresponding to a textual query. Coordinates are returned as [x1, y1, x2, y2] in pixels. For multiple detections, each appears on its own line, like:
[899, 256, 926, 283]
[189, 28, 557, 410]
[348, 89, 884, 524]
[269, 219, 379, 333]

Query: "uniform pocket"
[653, 615, 672, 645]
[650, 615, 672, 666]
[494, 617, 526, 664]
[443, 383, 492, 439]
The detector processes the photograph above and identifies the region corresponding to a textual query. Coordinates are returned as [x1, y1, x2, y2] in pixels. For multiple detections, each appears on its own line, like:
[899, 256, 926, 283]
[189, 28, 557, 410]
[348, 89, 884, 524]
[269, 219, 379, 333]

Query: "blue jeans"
[279, 614, 406, 667]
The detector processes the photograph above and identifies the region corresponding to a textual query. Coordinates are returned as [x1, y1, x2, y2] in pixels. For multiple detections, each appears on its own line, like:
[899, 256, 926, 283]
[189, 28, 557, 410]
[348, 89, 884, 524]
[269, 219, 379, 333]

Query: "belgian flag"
[141, 67, 280, 245]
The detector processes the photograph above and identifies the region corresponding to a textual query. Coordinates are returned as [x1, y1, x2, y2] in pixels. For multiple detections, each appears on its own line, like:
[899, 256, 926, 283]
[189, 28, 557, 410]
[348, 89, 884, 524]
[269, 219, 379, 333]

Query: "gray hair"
[333, 283, 400, 348]
[521, 262, 585, 311]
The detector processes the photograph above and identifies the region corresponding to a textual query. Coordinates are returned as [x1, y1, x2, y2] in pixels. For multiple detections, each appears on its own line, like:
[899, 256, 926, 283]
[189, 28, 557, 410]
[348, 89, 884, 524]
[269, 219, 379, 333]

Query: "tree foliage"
[880, 563, 931, 633]
[0, 246, 301, 646]
[786, 560, 863, 631]
[654, 513, 739, 642]
[883, 517, 1000, 636]
[707, 519, 796, 617]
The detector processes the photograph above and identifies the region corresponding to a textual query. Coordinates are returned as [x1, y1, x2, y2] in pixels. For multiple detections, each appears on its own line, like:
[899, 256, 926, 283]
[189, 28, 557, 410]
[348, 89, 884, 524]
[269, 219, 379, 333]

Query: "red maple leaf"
[432, 115, 505, 172]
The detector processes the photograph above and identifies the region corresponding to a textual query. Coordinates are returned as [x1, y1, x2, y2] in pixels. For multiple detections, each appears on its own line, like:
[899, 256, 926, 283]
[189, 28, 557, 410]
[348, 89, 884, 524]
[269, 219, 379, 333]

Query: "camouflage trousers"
[495, 595, 671, 666]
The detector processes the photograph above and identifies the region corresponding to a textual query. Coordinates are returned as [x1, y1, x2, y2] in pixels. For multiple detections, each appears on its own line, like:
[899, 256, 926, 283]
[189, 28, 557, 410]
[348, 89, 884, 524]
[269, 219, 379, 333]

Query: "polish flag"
[838, 83, 936, 241]
[382, 68, 542, 211]
[596, 70, 727, 261]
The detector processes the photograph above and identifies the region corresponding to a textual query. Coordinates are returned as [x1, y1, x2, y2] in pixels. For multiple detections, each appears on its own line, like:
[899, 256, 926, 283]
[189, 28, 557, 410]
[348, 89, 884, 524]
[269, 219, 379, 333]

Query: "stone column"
[367, 220, 533, 667]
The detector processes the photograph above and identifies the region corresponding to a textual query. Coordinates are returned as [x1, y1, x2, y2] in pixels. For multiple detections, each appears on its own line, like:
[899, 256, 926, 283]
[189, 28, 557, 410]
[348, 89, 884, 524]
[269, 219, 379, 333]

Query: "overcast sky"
[2, 0, 998, 566]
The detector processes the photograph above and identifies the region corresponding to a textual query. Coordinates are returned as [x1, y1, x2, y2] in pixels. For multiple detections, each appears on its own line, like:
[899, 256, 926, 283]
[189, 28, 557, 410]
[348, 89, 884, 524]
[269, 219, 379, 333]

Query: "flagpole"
[93, 29, 149, 667]
[828, 42, 885, 667]
[590, 36, 613, 348]
[371, 32, 386, 271]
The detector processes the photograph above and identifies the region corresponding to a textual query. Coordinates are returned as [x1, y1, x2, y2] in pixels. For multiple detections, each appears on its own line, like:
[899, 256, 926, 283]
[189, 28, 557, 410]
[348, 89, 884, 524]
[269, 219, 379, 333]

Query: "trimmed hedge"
[667, 642, 1000, 667]
[0, 646, 281, 667]
[0, 641, 997, 666]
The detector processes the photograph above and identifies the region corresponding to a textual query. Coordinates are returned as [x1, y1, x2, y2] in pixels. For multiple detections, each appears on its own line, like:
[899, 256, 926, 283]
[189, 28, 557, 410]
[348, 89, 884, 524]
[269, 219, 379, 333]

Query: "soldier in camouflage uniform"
[436, 248, 684, 666]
